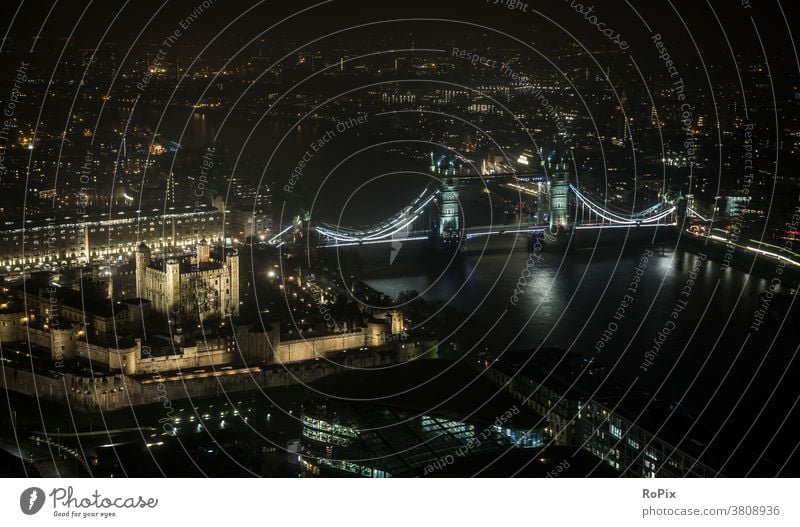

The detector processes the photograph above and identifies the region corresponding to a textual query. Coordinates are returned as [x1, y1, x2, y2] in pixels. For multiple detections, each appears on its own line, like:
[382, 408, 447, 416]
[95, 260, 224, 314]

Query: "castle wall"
[138, 341, 237, 374]
[24, 325, 52, 349]
[76, 340, 140, 376]
[0, 349, 405, 412]
[235, 322, 280, 363]
[233, 322, 391, 365]
[50, 327, 76, 363]
[274, 331, 369, 364]
[0, 312, 22, 342]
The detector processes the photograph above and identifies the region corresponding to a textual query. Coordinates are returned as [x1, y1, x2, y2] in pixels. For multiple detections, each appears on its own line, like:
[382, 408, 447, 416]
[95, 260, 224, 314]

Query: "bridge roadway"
[270, 181, 678, 248]
[297, 219, 682, 248]
[315, 225, 543, 247]
[450, 171, 545, 183]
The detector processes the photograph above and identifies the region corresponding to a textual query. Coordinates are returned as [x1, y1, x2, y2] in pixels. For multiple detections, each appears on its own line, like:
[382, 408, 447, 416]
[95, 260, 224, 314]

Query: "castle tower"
[367, 319, 389, 347]
[134, 242, 151, 298]
[165, 259, 181, 320]
[197, 238, 210, 264]
[389, 310, 404, 335]
[225, 249, 240, 316]
[81, 225, 90, 263]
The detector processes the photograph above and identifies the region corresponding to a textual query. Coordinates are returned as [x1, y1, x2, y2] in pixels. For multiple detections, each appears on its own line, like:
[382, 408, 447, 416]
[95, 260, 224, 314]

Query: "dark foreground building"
[479, 349, 736, 477]
[298, 360, 598, 477]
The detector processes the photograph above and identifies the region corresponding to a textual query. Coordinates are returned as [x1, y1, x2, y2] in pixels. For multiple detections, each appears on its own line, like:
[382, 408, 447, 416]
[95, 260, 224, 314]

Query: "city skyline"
[0, 0, 798, 490]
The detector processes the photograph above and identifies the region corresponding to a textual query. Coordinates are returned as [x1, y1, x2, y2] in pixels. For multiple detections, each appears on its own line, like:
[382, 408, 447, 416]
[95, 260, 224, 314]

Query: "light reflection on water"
[361, 240, 783, 408]
[181, 112, 794, 420]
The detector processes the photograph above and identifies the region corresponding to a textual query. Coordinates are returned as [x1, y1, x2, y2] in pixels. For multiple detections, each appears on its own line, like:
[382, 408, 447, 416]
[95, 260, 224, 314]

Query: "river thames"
[183, 109, 799, 473]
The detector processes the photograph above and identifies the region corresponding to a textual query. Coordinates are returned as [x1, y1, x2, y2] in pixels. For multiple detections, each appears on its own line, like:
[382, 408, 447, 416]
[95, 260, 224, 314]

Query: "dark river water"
[175, 109, 799, 471]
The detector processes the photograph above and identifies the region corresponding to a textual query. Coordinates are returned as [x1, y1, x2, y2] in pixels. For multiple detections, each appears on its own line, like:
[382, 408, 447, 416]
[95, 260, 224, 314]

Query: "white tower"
[135, 242, 151, 298]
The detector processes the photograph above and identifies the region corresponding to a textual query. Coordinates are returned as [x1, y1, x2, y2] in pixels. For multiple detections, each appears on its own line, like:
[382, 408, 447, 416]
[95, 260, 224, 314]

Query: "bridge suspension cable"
[569, 185, 676, 225]
[686, 206, 711, 222]
[315, 185, 439, 244]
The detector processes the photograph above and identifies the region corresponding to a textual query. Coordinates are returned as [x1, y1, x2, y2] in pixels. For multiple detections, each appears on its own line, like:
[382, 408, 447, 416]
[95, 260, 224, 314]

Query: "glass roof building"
[301, 399, 543, 477]
[299, 360, 545, 478]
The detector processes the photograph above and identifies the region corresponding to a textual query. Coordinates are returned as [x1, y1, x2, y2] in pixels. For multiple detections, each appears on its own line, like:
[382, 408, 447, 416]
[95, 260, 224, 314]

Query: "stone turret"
[197, 238, 210, 264]
[225, 249, 240, 316]
[389, 310, 404, 335]
[134, 242, 151, 298]
[165, 259, 181, 319]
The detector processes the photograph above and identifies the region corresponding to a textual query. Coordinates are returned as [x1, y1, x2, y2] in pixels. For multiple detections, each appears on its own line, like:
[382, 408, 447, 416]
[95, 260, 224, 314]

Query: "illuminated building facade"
[300, 399, 543, 478]
[0, 204, 226, 270]
[135, 239, 239, 322]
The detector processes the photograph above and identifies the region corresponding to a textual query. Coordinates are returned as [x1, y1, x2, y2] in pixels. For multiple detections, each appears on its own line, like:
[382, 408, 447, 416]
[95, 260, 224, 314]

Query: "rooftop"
[492, 348, 774, 475]
[309, 358, 539, 430]
[15, 279, 123, 318]
[147, 256, 226, 274]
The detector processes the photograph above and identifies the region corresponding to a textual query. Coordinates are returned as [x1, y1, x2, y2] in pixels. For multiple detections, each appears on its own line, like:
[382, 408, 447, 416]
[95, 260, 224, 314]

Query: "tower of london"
[135, 239, 239, 322]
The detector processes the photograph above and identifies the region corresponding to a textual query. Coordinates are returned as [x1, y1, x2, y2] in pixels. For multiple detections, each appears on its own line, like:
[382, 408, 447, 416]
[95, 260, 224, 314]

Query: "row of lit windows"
[301, 415, 359, 439]
[302, 427, 353, 447]
[315, 457, 389, 478]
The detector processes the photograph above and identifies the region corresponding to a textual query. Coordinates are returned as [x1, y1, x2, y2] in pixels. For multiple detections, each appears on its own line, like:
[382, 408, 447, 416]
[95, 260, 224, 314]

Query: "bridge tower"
[439, 178, 460, 236]
[550, 169, 569, 231]
[430, 152, 461, 239]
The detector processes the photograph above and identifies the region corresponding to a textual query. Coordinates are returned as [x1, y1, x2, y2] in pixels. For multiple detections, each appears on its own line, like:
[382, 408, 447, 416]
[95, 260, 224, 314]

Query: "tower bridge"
[269, 159, 679, 249]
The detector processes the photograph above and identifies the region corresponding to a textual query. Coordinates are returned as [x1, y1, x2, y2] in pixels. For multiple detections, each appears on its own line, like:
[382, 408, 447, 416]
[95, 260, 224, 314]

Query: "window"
[609, 423, 622, 439]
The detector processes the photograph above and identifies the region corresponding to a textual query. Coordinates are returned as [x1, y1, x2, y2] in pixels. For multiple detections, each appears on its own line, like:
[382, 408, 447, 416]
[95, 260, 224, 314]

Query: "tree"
[183, 279, 220, 324]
